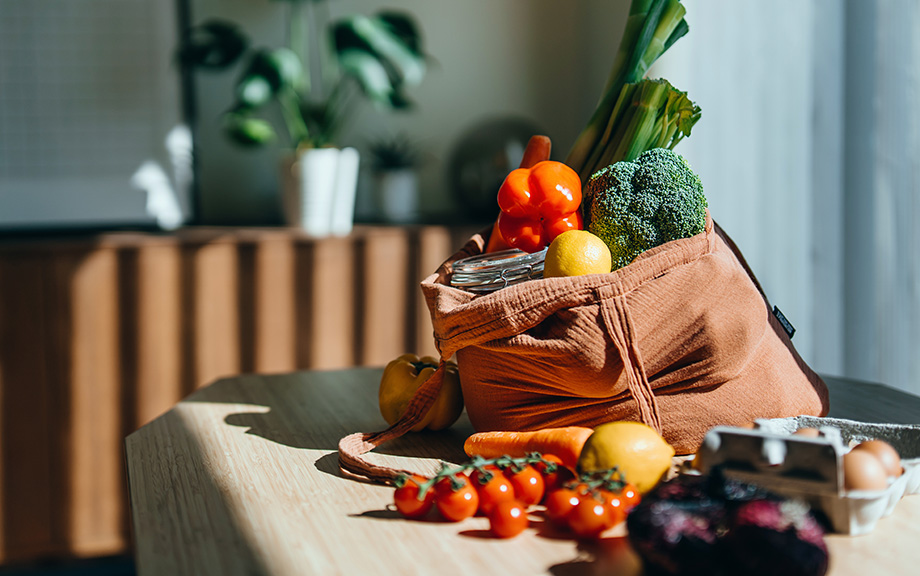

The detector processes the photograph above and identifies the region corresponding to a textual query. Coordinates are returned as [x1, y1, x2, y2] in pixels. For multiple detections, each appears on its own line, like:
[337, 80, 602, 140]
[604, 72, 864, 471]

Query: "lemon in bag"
[543, 230, 612, 277]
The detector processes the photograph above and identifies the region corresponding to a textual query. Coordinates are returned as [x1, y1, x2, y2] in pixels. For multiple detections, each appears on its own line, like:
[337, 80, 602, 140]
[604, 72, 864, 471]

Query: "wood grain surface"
[126, 369, 920, 576]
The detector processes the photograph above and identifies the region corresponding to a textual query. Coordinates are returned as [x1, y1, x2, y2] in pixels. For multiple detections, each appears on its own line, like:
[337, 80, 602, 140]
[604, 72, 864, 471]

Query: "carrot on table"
[483, 135, 553, 253]
[463, 426, 594, 470]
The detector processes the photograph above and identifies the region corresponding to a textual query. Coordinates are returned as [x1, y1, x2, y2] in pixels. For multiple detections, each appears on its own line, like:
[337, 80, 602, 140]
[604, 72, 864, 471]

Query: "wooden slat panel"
[0, 255, 54, 562]
[252, 238, 296, 374]
[295, 237, 355, 370]
[236, 244, 257, 375]
[0, 223, 475, 565]
[0, 259, 3, 557]
[187, 242, 240, 389]
[356, 229, 410, 366]
[133, 244, 183, 426]
[59, 249, 124, 557]
[412, 227, 453, 359]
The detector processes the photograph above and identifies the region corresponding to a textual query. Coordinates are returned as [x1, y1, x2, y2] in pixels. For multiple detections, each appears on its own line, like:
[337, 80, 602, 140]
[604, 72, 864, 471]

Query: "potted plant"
[180, 0, 429, 236]
[367, 133, 425, 224]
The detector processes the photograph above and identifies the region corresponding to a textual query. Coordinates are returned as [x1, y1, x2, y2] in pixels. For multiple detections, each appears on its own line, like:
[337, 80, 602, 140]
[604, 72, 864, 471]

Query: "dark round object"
[446, 116, 546, 222]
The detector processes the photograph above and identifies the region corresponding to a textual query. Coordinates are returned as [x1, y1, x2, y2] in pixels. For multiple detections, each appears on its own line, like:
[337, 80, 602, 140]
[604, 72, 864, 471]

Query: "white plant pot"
[282, 147, 360, 236]
[376, 168, 419, 224]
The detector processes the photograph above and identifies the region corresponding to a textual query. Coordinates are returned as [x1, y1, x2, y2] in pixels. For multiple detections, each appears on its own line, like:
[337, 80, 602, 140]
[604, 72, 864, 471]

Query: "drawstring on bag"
[598, 286, 663, 435]
[338, 359, 448, 484]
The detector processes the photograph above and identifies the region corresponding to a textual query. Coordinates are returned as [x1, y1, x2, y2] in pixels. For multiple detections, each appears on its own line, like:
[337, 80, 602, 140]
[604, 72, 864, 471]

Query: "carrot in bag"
[463, 426, 594, 470]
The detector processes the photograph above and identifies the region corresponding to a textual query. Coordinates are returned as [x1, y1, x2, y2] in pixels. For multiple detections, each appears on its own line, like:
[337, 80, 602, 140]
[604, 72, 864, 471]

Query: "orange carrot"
[484, 135, 553, 253]
[463, 426, 594, 470]
[519, 135, 552, 169]
[484, 220, 512, 253]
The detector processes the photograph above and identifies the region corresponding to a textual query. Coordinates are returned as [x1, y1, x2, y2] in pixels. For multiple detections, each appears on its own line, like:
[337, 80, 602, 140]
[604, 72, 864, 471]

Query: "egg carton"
[693, 416, 920, 536]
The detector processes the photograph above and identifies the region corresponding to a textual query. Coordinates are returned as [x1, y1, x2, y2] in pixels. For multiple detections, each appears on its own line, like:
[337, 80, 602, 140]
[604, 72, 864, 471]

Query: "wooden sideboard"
[0, 224, 479, 564]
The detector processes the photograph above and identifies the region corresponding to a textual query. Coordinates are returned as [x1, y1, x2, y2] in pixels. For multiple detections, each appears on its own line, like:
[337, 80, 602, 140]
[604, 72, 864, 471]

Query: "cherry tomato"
[489, 500, 529, 539]
[473, 471, 516, 516]
[568, 497, 609, 538]
[534, 454, 573, 496]
[393, 475, 434, 519]
[620, 483, 641, 511]
[543, 488, 581, 527]
[599, 490, 626, 529]
[504, 465, 545, 507]
[435, 475, 479, 522]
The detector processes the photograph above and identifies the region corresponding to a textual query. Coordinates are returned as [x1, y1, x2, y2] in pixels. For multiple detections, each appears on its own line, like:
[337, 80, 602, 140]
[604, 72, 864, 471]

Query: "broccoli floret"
[585, 148, 707, 270]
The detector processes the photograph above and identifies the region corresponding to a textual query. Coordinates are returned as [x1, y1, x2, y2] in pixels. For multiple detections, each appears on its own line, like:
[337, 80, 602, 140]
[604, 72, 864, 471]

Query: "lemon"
[577, 421, 676, 493]
[544, 230, 612, 277]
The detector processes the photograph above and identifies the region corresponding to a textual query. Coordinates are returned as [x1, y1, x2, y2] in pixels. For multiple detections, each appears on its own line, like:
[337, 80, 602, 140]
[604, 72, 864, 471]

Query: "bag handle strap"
[337, 359, 448, 484]
[597, 285, 662, 434]
[713, 221, 770, 306]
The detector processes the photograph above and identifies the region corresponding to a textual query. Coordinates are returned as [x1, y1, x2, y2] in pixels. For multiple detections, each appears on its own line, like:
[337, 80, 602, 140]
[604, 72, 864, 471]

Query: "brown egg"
[843, 449, 890, 491]
[852, 439, 903, 478]
[793, 427, 820, 438]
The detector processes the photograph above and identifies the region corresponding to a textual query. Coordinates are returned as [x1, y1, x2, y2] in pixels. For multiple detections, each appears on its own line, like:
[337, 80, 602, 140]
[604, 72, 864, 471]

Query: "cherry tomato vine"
[391, 452, 641, 540]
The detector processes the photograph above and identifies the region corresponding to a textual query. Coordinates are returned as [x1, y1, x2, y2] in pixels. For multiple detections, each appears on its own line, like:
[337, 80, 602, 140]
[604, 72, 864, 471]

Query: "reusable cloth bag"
[339, 213, 829, 483]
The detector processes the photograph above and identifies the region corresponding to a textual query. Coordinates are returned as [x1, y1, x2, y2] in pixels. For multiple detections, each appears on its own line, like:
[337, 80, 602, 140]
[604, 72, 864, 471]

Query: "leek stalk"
[566, 0, 693, 181]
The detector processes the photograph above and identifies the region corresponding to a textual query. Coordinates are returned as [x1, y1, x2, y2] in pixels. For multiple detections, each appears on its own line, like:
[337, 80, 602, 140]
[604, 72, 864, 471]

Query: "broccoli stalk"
[566, 0, 696, 182]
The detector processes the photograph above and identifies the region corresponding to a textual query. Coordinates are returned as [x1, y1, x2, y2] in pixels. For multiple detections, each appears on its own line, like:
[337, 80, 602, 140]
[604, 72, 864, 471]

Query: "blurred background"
[185, 0, 622, 226]
[0, 0, 918, 573]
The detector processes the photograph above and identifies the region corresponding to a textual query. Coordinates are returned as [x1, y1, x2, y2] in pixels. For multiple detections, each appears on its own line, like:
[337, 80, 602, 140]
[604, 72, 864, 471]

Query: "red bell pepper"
[485, 135, 552, 253]
[496, 161, 583, 253]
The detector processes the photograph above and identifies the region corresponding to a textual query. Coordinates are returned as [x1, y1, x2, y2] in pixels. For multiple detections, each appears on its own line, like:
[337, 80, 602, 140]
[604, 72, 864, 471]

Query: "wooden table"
[125, 370, 920, 575]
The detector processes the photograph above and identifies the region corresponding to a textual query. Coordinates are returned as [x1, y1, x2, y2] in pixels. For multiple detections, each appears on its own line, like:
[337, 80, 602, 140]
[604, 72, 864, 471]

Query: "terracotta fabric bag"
[339, 213, 829, 483]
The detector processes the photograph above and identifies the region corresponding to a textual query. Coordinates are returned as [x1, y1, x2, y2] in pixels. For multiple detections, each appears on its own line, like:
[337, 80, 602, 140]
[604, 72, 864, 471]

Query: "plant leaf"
[248, 48, 306, 91]
[179, 20, 249, 69]
[270, 48, 306, 92]
[376, 11, 424, 56]
[236, 75, 273, 107]
[223, 113, 277, 146]
[333, 14, 426, 87]
[337, 48, 396, 104]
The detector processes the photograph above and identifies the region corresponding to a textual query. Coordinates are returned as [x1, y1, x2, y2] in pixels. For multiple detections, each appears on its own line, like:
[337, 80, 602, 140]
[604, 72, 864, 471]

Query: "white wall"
[650, 0, 920, 397]
[649, 0, 821, 369]
[191, 0, 629, 224]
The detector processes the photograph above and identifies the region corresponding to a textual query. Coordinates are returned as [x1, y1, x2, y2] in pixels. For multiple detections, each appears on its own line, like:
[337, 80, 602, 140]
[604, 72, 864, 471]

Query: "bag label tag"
[773, 306, 795, 339]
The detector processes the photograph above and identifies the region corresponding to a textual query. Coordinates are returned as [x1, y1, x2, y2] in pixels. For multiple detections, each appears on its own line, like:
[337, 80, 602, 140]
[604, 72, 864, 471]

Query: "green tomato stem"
[400, 453, 560, 501]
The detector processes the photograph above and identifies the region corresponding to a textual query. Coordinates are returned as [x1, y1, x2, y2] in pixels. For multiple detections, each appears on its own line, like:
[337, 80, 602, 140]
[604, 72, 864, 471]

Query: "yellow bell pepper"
[378, 354, 463, 432]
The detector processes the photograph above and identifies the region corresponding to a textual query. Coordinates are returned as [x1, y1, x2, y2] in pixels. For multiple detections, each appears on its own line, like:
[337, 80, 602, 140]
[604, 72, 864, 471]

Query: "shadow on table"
[545, 536, 644, 576]
[182, 369, 473, 477]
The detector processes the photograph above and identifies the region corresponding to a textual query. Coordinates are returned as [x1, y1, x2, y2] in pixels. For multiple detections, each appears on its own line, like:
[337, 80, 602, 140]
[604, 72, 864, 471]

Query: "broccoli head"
[585, 148, 707, 270]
